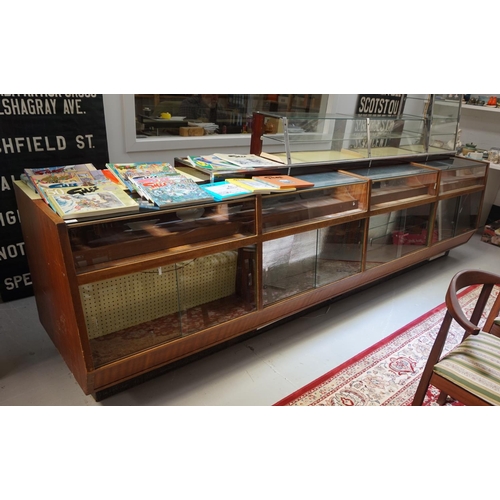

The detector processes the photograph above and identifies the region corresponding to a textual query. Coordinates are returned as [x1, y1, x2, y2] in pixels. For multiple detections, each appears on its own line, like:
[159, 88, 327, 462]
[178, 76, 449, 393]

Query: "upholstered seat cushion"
[433, 331, 500, 405]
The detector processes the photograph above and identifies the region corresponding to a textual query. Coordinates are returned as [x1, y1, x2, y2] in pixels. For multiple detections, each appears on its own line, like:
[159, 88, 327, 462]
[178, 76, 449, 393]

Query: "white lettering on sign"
[0, 242, 25, 260]
[0, 94, 97, 116]
[4, 273, 32, 290]
[0, 136, 67, 154]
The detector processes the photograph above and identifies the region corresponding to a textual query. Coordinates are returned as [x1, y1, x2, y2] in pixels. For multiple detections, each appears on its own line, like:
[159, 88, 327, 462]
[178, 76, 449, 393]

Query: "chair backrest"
[412, 269, 500, 406]
[446, 270, 500, 338]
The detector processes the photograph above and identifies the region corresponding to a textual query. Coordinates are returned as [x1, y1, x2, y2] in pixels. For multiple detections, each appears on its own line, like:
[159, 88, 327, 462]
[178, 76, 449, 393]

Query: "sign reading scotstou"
[0, 94, 109, 302]
[355, 94, 406, 116]
[351, 94, 407, 151]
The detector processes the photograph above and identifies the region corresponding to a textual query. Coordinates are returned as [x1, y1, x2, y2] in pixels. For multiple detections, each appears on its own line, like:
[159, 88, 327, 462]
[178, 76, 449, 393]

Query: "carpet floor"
[274, 284, 499, 406]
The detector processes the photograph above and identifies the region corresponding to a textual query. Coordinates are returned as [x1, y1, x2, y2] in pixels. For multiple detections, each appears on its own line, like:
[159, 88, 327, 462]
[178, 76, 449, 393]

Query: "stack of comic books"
[106, 162, 214, 208]
[24, 163, 141, 220]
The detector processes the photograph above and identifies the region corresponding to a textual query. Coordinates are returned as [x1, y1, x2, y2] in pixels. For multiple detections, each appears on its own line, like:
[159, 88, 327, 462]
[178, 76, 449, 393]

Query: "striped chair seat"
[433, 331, 500, 406]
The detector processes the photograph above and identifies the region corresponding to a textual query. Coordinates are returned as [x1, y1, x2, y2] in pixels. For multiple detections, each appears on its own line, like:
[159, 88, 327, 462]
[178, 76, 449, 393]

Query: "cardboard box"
[481, 220, 500, 247]
[179, 126, 204, 137]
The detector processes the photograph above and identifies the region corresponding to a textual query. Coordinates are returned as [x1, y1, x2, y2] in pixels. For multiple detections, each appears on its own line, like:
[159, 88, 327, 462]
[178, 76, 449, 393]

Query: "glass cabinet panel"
[82, 246, 257, 367]
[261, 172, 368, 233]
[262, 221, 364, 306]
[429, 96, 462, 152]
[435, 192, 483, 241]
[251, 96, 461, 166]
[255, 112, 430, 165]
[263, 231, 317, 305]
[316, 221, 364, 287]
[415, 156, 487, 194]
[365, 203, 435, 269]
[341, 164, 438, 209]
[68, 199, 257, 272]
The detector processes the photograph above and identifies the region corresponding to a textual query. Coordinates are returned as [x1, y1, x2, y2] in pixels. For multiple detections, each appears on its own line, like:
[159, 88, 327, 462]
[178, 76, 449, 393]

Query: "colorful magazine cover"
[214, 153, 282, 168]
[25, 163, 97, 202]
[199, 181, 254, 202]
[45, 184, 140, 220]
[252, 174, 314, 189]
[186, 155, 246, 171]
[106, 162, 177, 191]
[132, 175, 214, 207]
[226, 178, 280, 194]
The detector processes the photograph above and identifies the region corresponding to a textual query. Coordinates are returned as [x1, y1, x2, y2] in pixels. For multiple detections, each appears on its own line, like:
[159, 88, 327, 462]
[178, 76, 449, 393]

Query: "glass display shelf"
[82, 246, 257, 368]
[254, 112, 430, 165]
[260, 171, 368, 233]
[429, 100, 461, 151]
[435, 191, 483, 242]
[366, 203, 435, 269]
[250, 97, 461, 167]
[414, 156, 487, 194]
[262, 221, 364, 306]
[68, 199, 257, 273]
[339, 164, 438, 210]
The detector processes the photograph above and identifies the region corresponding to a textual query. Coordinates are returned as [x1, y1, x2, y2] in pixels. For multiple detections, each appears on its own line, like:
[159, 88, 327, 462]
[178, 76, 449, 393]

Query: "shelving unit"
[462, 103, 500, 113]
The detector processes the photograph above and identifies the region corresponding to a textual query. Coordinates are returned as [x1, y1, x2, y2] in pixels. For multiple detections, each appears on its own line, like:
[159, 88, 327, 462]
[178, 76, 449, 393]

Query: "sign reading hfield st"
[0, 94, 109, 301]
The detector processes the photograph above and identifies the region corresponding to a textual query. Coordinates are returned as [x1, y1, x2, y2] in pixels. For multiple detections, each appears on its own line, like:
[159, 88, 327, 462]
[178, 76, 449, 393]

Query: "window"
[134, 94, 325, 138]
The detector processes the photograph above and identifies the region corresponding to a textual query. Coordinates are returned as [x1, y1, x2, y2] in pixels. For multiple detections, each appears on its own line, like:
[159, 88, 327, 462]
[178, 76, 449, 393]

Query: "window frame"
[123, 94, 334, 153]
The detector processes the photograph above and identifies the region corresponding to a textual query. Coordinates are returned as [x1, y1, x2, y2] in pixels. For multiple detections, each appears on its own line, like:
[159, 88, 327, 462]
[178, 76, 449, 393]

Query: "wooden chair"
[412, 270, 500, 406]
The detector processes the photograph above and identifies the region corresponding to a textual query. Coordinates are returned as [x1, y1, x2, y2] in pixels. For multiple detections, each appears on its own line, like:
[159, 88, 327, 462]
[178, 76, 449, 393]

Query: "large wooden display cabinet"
[14, 95, 490, 399]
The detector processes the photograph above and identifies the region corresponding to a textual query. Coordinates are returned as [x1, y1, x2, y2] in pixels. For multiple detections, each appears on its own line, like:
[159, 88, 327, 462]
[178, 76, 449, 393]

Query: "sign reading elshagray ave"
[0, 94, 109, 301]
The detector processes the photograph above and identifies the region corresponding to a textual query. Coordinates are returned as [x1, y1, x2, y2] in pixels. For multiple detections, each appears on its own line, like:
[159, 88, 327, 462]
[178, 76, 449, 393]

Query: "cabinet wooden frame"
[14, 154, 489, 399]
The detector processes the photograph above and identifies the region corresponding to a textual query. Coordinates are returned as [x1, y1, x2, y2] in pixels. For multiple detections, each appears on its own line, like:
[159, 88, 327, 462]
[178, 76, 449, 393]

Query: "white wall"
[459, 105, 500, 207]
[459, 105, 500, 150]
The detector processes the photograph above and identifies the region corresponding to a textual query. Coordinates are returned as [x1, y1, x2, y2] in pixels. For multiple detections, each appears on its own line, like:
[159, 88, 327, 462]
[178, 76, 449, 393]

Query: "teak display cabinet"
[14, 151, 488, 399]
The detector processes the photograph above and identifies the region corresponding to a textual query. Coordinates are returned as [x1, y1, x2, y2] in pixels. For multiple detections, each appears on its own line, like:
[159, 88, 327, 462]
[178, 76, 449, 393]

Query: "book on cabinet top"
[198, 181, 254, 202]
[225, 178, 283, 194]
[44, 184, 140, 220]
[252, 174, 314, 189]
[130, 175, 214, 208]
[186, 155, 246, 171]
[102, 168, 129, 189]
[105, 162, 177, 191]
[24, 163, 120, 208]
[213, 153, 283, 168]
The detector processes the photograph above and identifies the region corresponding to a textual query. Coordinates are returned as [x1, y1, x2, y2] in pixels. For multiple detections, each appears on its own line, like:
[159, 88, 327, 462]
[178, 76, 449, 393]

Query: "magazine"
[226, 178, 282, 194]
[186, 155, 246, 171]
[199, 181, 254, 202]
[45, 184, 140, 220]
[252, 175, 314, 189]
[24, 163, 121, 213]
[25, 163, 97, 203]
[106, 162, 177, 191]
[131, 175, 214, 207]
[213, 153, 282, 168]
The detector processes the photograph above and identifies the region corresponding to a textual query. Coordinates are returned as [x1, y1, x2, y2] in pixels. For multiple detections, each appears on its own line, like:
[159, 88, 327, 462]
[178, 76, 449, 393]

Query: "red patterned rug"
[274, 284, 499, 406]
